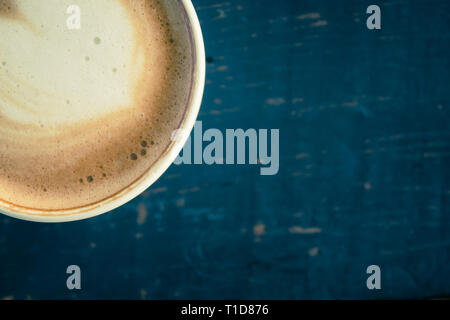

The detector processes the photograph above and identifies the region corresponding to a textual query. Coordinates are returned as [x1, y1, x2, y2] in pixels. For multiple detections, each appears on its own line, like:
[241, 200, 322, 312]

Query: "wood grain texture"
[0, 0, 449, 299]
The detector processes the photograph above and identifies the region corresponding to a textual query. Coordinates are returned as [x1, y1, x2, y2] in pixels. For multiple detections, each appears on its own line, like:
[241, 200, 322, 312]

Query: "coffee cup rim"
[0, 0, 206, 223]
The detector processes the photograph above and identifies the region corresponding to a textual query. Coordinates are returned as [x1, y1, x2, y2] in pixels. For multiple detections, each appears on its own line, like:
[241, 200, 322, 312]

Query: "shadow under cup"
[0, 0, 205, 223]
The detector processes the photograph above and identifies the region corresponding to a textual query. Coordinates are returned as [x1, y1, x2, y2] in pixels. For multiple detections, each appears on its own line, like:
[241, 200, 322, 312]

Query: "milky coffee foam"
[0, 0, 193, 210]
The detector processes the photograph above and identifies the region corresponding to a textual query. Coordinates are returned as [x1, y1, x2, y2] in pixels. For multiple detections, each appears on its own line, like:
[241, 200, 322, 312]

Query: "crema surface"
[0, 0, 192, 209]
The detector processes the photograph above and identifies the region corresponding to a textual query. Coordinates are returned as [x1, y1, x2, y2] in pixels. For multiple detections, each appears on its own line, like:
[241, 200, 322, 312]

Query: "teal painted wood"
[1, 0, 449, 299]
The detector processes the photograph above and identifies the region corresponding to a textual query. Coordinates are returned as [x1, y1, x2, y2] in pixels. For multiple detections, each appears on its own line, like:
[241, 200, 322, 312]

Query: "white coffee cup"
[0, 0, 205, 223]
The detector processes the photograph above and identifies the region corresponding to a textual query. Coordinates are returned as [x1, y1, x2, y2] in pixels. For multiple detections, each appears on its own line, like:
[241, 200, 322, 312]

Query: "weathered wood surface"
[1, 0, 449, 299]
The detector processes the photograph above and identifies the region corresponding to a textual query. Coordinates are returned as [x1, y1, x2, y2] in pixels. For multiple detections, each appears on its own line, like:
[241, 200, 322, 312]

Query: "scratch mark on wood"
[311, 20, 328, 27]
[289, 226, 322, 234]
[137, 203, 148, 225]
[140, 289, 147, 299]
[143, 187, 167, 197]
[179, 186, 201, 195]
[266, 98, 286, 106]
[297, 13, 321, 20]
[176, 198, 185, 207]
[295, 153, 310, 159]
[253, 222, 266, 236]
[309, 247, 319, 256]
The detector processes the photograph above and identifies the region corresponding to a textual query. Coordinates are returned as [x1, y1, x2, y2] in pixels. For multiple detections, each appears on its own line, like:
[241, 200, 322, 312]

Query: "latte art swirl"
[0, 0, 193, 209]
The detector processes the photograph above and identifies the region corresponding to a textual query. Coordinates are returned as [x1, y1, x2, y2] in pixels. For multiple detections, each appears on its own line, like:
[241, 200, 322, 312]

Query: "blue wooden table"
[1, 0, 449, 299]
